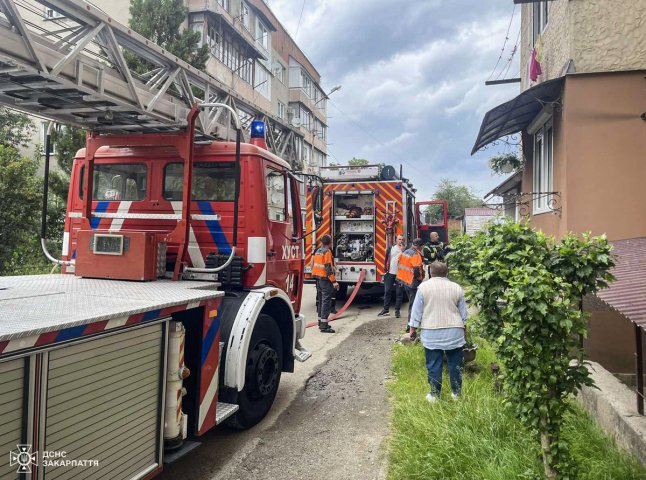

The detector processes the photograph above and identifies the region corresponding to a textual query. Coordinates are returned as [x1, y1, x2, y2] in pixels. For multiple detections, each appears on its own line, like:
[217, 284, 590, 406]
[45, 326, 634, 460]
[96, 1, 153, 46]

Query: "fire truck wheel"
[336, 283, 349, 300]
[228, 314, 283, 429]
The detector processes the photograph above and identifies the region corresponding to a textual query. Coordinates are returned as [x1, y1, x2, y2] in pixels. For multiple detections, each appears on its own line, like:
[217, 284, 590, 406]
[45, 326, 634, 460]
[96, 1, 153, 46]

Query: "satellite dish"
[291, 117, 302, 127]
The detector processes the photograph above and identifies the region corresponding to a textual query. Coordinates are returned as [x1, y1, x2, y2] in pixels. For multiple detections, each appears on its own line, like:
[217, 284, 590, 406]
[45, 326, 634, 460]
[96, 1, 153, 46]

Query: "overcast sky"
[269, 0, 521, 200]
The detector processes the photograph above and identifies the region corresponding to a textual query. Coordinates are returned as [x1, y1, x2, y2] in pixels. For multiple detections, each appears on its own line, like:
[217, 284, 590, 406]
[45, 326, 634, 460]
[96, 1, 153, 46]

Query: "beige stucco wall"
[520, 0, 571, 91]
[521, 0, 646, 91]
[570, 0, 646, 74]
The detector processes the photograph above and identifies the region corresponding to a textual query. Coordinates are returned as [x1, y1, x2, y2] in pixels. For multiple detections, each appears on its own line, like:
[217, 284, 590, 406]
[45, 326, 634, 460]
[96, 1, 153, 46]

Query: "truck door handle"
[268, 250, 276, 257]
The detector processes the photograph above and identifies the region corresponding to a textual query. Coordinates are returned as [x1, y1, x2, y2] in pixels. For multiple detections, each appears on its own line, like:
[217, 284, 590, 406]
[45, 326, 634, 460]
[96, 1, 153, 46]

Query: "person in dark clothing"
[396, 238, 425, 331]
[422, 231, 445, 276]
[377, 234, 405, 318]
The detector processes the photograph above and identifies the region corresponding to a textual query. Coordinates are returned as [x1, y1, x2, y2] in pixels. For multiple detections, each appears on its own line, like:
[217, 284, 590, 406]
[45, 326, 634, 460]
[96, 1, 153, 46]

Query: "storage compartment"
[333, 192, 375, 262]
[0, 359, 24, 480]
[75, 230, 166, 281]
[44, 323, 164, 480]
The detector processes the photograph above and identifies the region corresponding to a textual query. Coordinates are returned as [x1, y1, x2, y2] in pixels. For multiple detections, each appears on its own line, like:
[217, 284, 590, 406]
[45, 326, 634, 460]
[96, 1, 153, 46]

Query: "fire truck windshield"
[164, 162, 236, 202]
[79, 164, 147, 201]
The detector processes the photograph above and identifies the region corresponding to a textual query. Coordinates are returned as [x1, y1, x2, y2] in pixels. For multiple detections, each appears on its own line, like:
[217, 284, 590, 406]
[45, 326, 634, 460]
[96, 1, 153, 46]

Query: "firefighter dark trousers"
[316, 278, 335, 322]
[383, 273, 403, 312]
[405, 286, 417, 325]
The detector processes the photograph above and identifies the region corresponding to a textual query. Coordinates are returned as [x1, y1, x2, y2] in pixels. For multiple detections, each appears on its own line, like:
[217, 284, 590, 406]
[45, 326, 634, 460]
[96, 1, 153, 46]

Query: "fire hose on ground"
[306, 269, 367, 328]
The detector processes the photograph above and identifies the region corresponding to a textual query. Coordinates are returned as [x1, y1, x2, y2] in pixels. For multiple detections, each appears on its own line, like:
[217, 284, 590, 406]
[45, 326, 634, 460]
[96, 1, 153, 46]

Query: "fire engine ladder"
[0, 0, 303, 278]
[0, 0, 301, 161]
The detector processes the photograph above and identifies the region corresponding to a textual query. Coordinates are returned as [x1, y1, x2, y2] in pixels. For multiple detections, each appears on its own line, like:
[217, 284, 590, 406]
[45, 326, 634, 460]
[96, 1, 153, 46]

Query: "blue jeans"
[424, 347, 463, 396]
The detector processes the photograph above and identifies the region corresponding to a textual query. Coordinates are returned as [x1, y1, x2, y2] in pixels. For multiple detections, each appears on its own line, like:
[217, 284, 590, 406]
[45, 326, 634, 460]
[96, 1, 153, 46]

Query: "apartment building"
[473, 0, 646, 413]
[23, 0, 329, 173]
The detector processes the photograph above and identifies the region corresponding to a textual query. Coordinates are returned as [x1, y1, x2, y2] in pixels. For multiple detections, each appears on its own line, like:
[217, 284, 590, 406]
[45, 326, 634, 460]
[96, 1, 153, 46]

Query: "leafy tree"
[348, 157, 369, 166]
[52, 125, 85, 176]
[0, 107, 35, 149]
[0, 145, 46, 274]
[450, 219, 615, 479]
[433, 178, 482, 217]
[127, 0, 209, 73]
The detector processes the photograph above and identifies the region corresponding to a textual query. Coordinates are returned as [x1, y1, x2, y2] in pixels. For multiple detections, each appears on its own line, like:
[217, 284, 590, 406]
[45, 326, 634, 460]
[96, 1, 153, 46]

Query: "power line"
[326, 100, 426, 177]
[498, 27, 521, 80]
[487, 4, 516, 82]
[294, 0, 307, 39]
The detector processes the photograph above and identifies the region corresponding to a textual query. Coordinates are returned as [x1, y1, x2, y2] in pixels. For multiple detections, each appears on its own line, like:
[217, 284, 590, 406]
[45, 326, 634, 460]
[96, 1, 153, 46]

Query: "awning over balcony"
[484, 170, 523, 199]
[471, 76, 565, 155]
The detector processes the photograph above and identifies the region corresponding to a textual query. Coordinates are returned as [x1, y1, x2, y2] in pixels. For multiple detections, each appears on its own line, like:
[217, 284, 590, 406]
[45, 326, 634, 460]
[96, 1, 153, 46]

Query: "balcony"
[187, 0, 267, 60]
[289, 87, 327, 123]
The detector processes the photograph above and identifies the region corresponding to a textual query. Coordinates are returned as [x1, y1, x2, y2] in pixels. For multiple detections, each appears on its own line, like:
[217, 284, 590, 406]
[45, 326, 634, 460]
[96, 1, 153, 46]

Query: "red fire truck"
[304, 164, 417, 297]
[0, 1, 310, 478]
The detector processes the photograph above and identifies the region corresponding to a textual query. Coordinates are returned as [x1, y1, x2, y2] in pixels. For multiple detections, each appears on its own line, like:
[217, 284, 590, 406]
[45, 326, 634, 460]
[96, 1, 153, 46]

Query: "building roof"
[471, 76, 565, 154]
[464, 208, 498, 217]
[485, 171, 523, 199]
[596, 237, 646, 328]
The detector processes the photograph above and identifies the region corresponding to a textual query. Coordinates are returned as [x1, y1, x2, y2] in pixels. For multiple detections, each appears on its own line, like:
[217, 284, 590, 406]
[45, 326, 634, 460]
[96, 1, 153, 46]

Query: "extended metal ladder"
[0, 0, 301, 163]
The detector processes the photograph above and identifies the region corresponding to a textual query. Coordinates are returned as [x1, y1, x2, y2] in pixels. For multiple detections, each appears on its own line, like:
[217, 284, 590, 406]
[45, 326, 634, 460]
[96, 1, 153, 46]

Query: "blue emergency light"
[250, 120, 266, 138]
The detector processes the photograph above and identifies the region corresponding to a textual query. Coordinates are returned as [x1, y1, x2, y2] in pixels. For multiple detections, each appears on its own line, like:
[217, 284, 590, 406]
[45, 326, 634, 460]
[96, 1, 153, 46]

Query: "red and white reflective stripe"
[171, 201, 205, 268]
[109, 201, 132, 231]
[0, 301, 209, 355]
[247, 237, 266, 286]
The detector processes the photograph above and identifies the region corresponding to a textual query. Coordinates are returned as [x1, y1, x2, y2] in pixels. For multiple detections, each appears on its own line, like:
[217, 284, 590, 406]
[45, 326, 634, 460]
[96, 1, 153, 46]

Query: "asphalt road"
[159, 283, 404, 480]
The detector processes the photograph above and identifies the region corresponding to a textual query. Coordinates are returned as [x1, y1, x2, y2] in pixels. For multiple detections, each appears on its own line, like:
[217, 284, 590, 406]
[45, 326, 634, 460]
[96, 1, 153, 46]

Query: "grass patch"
[387, 341, 646, 480]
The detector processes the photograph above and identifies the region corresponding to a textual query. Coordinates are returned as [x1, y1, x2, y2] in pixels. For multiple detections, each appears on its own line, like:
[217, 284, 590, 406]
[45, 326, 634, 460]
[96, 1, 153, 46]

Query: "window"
[277, 101, 286, 120]
[302, 143, 312, 165]
[274, 62, 286, 84]
[241, 3, 250, 29]
[266, 168, 286, 221]
[255, 62, 271, 99]
[217, 0, 229, 12]
[532, 120, 553, 214]
[163, 162, 236, 202]
[257, 20, 269, 51]
[532, 1, 549, 46]
[79, 164, 147, 201]
[207, 25, 253, 84]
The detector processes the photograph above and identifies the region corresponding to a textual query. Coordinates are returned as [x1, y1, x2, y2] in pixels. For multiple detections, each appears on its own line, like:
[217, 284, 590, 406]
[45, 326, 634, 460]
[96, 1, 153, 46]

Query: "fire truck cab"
[416, 200, 449, 245]
[0, 121, 310, 479]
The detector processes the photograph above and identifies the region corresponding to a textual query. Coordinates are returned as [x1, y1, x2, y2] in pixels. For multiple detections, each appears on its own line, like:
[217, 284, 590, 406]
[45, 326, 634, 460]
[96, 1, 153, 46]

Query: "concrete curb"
[577, 361, 646, 467]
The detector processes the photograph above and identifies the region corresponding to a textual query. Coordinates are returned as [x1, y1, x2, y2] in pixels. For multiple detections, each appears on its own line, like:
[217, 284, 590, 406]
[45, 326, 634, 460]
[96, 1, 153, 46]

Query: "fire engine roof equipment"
[0, 275, 223, 343]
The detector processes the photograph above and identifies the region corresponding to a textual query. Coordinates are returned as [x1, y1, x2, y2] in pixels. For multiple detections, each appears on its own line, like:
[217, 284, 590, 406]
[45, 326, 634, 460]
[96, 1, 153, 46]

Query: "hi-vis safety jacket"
[396, 247, 424, 288]
[311, 246, 337, 282]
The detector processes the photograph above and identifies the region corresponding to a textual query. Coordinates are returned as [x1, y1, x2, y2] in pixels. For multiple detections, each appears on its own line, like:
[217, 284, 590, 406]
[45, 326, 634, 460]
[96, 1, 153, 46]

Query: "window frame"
[162, 161, 237, 202]
[79, 163, 149, 201]
[532, 119, 554, 215]
[266, 167, 288, 223]
[532, 1, 549, 46]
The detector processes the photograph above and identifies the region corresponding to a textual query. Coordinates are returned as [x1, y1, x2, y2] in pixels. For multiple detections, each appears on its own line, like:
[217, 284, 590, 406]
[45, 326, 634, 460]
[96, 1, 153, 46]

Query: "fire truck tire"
[336, 283, 349, 300]
[228, 314, 283, 429]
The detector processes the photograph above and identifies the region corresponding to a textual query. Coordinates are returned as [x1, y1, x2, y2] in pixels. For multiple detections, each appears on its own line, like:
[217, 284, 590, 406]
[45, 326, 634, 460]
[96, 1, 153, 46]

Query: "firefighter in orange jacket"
[311, 234, 339, 333]
[396, 238, 425, 331]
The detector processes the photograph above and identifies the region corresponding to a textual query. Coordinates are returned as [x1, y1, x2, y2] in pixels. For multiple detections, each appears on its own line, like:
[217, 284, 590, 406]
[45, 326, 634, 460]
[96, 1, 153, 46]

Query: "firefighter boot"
[320, 321, 335, 333]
